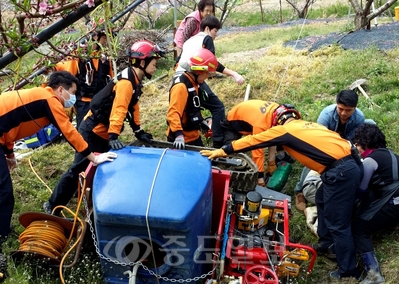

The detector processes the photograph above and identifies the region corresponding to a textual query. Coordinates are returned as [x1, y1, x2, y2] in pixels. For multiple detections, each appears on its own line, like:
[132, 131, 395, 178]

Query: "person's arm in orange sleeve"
[108, 79, 134, 136]
[108, 58, 114, 78]
[132, 103, 140, 131]
[167, 83, 189, 136]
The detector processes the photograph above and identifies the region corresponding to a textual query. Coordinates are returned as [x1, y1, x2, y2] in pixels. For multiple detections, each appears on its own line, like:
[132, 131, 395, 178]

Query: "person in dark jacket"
[0, 71, 117, 244]
[351, 124, 398, 284]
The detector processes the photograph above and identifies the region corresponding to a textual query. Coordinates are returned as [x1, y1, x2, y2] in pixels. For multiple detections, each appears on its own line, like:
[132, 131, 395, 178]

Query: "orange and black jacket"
[56, 53, 113, 102]
[0, 87, 90, 156]
[166, 73, 201, 143]
[224, 119, 352, 174]
[84, 67, 141, 140]
[226, 100, 279, 173]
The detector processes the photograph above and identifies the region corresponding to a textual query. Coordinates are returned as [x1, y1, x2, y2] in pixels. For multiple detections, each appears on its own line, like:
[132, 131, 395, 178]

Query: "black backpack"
[89, 67, 137, 125]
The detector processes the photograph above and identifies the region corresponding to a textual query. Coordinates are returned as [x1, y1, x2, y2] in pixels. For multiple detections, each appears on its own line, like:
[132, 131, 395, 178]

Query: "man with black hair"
[0, 71, 117, 245]
[317, 89, 366, 140]
[55, 30, 113, 129]
[175, 15, 245, 148]
[294, 89, 373, 212]
[44, 40, 163, 216]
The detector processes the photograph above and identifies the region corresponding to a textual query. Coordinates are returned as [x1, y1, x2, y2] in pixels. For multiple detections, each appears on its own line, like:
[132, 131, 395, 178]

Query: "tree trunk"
[349, 0, 398, 30]
[259, 0, 265, 23]
[354, 11, 369, 29]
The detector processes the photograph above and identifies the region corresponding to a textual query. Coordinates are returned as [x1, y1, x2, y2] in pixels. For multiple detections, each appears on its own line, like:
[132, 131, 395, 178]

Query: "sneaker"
[43, 201, 53, 215]
[295, 193, 307, 212]
[311, 243, 336, 260]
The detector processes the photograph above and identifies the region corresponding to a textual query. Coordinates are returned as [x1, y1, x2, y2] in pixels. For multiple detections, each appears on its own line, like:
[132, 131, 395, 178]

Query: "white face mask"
[62, 87, 76, 108]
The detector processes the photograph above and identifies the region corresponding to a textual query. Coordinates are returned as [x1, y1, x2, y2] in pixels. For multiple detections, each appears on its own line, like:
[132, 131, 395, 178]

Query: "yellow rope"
[18, 220, 67, 259]
[19, 167, 88, 284]
[28, 158, 66, 218]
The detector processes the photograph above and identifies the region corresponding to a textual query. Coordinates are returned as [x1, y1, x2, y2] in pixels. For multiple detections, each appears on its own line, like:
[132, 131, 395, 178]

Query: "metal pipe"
[1, 0, 146, 90]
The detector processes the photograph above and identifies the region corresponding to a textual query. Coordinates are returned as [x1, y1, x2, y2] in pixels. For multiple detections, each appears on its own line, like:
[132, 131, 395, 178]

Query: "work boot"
[360, 252, 385, 284]
[329, 268, 362, 281]
[295, 193, 307, 212]
[43, 201, 54, 215]
[310, 243, 336, 260]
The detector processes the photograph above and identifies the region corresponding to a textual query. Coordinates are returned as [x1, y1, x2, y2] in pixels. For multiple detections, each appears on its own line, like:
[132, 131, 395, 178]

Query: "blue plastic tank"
[92, 146, 213, 284]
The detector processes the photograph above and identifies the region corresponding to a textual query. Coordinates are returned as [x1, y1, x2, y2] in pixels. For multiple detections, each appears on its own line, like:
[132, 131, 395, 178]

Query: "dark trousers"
[199, 82, 225, 144]
[49, 118, 109, 214]
[74, 99, 91, 130]
[0, 147, 13, 238]
[316, 158, 361, 275]
[220, 120, 242, 144]
[352, 202, 399, 253]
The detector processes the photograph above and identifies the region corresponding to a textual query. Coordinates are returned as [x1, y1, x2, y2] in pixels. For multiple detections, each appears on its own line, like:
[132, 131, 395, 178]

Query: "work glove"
[135, 129, 153, 143]
[108, 134, 125, 150]
[6, 154, 17, 171]
[232, 72, 245, 85]
[173, 135, 185, 150]
[93, 152, 118, 166]
[266, 160, 277, 175]
[304, 206, 318, 237]
[200, 149, 228, 160]
[200, 120, 211, 135]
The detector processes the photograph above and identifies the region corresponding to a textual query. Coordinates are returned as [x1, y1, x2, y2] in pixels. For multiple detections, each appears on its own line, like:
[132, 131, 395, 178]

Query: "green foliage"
[154, 8, 176, 29]
[307, 3, 350, 19]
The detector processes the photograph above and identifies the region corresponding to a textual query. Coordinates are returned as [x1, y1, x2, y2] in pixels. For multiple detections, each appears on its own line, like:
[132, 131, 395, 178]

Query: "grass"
[3, 3, 399, 284]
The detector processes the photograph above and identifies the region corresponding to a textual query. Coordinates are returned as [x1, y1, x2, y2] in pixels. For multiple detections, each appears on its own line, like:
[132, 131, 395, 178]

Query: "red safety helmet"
[187, 48, 218, 73]
[128, 40, 164, 59]
[272, 104, 301, 126]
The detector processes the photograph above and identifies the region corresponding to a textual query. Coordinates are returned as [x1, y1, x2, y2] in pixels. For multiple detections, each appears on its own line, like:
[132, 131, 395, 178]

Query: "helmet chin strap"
[141, 58, 153, 80]
[193, 73, 200, 84]
[144, 70, 152, 80]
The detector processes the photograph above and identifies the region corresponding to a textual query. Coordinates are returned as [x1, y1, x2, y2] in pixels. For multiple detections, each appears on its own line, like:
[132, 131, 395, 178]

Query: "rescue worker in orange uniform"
[44, 40, 163, 215]
[55, 30, 113, 129]
[0, 71, 117, 243]
[166, 48, 218, 149]
[221, 100, 280, 186]
[201, 104, 364, 280]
